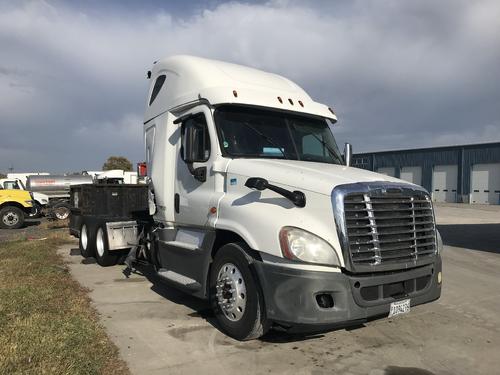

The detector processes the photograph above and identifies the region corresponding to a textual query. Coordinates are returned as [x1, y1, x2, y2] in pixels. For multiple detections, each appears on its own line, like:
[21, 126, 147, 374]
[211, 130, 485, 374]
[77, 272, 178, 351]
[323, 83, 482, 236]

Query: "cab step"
[157, 268, 201, 291]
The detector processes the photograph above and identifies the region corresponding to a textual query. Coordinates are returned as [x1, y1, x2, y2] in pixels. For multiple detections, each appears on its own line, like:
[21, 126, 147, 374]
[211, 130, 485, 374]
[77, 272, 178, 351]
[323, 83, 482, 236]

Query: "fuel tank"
[26, 175, 93, 195]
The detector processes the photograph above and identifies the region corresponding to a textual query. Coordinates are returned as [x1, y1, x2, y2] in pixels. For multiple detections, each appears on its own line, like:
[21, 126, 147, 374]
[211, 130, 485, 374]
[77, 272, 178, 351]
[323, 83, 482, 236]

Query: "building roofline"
[354, 141, 500, 156]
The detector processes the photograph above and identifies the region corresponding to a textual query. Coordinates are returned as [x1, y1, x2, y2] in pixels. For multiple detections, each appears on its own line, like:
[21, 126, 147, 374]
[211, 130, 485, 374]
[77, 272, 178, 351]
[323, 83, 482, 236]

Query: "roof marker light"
[298, 100, 304, 107]
[277, 96, 283, 103]
[328, 107, 336, 115]
[233, 90, 238, 98]
[288, 98, 294, 105]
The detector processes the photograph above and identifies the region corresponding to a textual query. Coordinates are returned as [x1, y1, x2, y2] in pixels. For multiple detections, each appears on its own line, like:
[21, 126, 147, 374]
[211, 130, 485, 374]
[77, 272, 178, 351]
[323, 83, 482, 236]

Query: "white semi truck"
[69, 56, 442, 340]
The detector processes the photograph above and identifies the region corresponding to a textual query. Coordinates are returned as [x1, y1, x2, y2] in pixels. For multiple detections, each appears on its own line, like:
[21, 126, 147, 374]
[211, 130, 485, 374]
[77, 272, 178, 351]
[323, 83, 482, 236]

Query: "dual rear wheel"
[79, 221, 119, 266]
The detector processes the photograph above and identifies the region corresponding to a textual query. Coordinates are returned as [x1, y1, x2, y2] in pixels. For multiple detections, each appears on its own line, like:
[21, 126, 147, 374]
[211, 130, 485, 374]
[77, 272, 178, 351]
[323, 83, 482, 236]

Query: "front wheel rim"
[216, 263, 247, 322]
[96, 228, 105, 257]
[2, 211, 19, 226]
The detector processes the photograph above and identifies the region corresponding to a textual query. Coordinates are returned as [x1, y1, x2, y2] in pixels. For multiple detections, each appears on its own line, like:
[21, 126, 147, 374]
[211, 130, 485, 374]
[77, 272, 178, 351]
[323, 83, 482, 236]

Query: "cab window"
[3, 181, 20, 189]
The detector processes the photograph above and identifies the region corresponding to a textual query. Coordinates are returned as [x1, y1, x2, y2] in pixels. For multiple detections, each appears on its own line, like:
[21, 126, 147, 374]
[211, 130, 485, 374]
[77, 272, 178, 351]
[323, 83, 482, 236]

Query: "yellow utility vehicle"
[0, 189, 33, 229]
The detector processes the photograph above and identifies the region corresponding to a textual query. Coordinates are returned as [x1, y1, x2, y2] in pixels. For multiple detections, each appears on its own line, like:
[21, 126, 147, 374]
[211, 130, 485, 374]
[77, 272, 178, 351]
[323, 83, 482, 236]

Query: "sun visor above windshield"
[198, 87, 338, 123]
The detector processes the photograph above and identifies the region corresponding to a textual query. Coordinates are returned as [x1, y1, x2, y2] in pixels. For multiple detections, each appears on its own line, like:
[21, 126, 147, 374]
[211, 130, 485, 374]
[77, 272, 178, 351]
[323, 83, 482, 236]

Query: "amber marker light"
[233, 90, 238, 98]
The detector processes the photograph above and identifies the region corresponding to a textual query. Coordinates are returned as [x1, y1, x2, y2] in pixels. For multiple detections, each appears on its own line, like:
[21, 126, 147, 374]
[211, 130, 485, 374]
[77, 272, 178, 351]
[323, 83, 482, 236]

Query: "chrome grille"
[344, 190, 436, 267]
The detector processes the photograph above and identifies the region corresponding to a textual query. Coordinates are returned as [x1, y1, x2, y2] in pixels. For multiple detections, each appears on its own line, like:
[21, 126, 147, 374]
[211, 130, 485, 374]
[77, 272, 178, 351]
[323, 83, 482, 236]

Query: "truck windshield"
[3, 180, 21, 190]
[214, 105, 343, 164]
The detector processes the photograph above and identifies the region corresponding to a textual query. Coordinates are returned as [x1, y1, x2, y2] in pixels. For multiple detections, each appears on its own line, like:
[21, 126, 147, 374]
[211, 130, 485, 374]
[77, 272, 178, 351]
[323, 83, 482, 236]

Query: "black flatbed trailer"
[69, 184, 149, 266]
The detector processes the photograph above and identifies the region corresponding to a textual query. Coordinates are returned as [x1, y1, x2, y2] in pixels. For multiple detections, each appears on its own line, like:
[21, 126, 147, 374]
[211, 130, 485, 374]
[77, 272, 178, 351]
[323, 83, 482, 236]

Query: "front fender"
[216, 183, 344, 265]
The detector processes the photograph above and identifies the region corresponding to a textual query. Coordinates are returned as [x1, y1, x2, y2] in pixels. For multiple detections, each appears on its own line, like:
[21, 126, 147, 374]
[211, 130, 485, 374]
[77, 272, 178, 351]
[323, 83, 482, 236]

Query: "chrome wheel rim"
[216, 263, 247, 322]
[96, 228, 105, 257]
[54, 207, 69, 220]
[81, 224, 88, 250]
[2, 211, 19, 226]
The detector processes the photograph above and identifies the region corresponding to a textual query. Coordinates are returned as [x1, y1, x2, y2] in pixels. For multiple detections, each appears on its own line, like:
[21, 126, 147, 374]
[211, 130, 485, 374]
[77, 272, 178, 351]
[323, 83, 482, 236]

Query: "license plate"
[388, 299, 410, 318]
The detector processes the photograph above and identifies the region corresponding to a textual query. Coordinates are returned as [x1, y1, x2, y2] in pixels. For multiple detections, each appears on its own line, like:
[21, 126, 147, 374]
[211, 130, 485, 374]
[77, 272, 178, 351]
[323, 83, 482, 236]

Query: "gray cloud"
[0, 0, 499, 172]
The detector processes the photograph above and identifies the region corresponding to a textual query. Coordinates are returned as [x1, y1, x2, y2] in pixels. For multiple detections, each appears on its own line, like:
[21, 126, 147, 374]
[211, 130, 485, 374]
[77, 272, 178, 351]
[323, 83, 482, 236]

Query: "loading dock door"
[400, 166, 422, 186]
[471, 163, 500, 205]
[377, 167, 395, 177]
[432, 165, 457, 203]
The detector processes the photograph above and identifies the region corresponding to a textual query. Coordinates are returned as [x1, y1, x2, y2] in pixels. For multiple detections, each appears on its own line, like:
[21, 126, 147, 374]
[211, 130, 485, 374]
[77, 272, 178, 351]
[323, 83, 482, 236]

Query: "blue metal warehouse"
[353, 142, 500, 205]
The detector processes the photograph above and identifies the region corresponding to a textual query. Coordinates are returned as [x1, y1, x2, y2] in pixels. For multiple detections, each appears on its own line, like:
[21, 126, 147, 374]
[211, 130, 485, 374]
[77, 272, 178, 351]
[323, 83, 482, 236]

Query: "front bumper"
[253, 256, 441, 331]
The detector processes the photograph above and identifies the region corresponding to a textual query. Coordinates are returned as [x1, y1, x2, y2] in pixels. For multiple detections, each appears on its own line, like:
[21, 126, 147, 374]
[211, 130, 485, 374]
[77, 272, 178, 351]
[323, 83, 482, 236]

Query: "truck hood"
[227, 159, 407, 195]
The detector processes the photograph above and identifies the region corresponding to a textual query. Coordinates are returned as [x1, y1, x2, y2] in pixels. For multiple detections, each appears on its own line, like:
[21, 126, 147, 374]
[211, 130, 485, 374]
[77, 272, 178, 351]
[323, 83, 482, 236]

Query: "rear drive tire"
[79, 222, 96, 258]
[0, 206, 25, 229]
[95, 225, 119, 267]
[53, 202, 71, 220]
[209, 243, 269, 341]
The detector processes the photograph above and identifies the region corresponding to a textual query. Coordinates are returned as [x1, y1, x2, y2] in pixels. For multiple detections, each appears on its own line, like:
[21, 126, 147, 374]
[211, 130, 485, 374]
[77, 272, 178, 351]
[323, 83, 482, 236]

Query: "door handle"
[174, 193, 180, 213]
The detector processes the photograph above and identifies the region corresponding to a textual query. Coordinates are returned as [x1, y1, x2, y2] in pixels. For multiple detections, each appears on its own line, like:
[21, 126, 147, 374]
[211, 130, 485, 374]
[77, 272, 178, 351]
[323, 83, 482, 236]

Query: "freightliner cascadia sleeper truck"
[69, 55, 442, 340]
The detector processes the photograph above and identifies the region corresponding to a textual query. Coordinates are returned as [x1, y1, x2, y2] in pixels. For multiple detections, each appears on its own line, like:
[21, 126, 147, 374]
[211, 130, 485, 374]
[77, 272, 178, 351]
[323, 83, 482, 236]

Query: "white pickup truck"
[69, 55, 442, 340]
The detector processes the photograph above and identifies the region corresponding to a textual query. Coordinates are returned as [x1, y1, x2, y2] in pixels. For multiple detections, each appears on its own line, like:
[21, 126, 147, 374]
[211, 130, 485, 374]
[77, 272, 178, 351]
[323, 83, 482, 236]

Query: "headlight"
[436, 229, 443, 254]
[279, 226, 340, 266]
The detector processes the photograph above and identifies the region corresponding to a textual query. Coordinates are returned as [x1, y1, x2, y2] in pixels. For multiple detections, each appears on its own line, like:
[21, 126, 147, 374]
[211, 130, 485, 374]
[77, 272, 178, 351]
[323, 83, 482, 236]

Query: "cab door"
[174, 106, 217, 228]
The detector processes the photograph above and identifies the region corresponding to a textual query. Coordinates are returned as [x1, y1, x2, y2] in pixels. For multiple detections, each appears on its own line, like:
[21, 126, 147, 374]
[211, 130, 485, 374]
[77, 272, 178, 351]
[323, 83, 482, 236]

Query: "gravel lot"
[0, 218, 49, 242]
[0, 217, 68, 242]
[45, 204, 500, 374]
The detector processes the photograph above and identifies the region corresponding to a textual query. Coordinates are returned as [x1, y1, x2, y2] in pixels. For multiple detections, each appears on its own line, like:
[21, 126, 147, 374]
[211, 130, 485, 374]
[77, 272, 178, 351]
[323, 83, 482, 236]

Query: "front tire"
[0, 206, 25, 229]
[94, 225, 119, 267]
[209, 243, 268, 341]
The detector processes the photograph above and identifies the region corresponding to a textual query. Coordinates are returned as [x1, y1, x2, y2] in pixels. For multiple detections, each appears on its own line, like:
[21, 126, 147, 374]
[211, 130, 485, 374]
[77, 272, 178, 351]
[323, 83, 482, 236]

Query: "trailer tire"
[209, 243, 268, 341]
[79, 222, 96, 258]
[0, 206, 25, 229]
[53, 202, 71, 220]
[94, 225, 119, 267]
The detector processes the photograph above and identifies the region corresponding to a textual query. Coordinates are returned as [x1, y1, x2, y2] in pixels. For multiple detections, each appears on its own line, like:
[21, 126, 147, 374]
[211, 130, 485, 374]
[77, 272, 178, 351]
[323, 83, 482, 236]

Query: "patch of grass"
[39, 218, 69, 230]
[0, 234, 130, 375]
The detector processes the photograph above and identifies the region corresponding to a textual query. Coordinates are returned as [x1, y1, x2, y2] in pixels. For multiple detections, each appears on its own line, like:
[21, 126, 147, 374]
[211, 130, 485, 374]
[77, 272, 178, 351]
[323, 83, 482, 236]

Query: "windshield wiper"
[306, 132, 343, 164]
[239, 122, 289, 159]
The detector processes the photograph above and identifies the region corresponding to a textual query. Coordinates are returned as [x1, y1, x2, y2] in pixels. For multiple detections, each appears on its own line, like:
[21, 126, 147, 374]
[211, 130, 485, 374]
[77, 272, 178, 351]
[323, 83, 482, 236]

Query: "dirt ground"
[54, 203, 500, 375]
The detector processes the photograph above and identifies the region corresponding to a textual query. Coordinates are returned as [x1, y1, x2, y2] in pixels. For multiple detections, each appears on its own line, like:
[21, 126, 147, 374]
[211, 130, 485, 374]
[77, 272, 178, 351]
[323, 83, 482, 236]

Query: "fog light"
[437, 272, 442, 284]
[316, 293, 334, 309]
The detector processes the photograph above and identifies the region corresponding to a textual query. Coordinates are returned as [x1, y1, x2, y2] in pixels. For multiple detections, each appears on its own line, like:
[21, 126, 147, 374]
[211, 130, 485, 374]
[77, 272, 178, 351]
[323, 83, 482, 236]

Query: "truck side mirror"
[180, 115, 210, 183]
[183, 124, 199, 163]
[344, 142, 352, 166]
[181, 121, 209, 163]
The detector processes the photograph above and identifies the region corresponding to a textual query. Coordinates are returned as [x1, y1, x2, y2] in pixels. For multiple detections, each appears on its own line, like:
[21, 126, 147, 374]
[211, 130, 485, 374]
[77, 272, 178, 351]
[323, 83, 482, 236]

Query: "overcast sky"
[1, 0, 499, 173]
